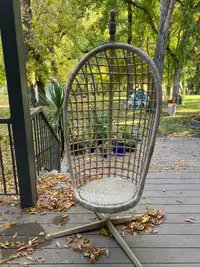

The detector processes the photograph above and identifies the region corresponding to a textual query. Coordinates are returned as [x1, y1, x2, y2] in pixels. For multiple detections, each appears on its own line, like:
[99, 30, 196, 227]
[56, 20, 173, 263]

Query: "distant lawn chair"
[47, 10, 162, 267]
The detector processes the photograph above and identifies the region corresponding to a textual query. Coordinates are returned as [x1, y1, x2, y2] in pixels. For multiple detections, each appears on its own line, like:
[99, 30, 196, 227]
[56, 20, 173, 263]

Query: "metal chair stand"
[47, 213, 143, 267]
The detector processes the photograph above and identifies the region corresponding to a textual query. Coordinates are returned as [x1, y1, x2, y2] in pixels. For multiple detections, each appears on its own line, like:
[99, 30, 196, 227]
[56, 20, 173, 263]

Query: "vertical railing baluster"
[8, 123, 18, 194]
[36, 113, 42, 173]
[33, 117, 39, 175]
[30, 108, 60, 175]
[41, 114, 45, 170]
[40, 114, 45, 170]
[0, 137, 7, 194]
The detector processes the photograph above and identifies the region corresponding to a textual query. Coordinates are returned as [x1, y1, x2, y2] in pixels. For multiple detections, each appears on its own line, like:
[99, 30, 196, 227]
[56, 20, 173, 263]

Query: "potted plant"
[86, 140, 96, 153]
[71, 139, 86, 156]
[112, 128, 137, 156]
[120, 124, 140, 141]
[126, 139, 137, 152]
[99, 140, 109, 158]
[120, 125, 132, 139]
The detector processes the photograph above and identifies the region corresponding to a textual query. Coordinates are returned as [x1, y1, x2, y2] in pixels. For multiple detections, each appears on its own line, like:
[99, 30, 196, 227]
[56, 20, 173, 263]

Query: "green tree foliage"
[0, 0, 199, 97]
[0, 44, 6, 88]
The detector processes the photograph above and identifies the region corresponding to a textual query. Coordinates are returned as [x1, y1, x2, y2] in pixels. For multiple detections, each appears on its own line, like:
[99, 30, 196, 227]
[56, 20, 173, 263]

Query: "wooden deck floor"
[1, 137, 200, 266]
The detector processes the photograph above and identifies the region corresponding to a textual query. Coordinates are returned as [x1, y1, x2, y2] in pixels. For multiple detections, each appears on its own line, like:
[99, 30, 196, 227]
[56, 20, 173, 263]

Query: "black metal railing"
[31, 107, 61, 175]
[0, 118, 18, 195]
[0, 107, 60, 195]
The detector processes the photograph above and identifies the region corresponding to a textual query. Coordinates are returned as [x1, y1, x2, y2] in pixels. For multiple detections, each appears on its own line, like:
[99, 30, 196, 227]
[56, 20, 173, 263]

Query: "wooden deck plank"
[2, 211, 200, 224]
[147, 172, 200, 178]
[1, 222, 200, 236]
[4, 248, 200, 264]
[146, 178, 200, 184]
[2, 265, 200, 267]
[145, 184, 200, 190]
[0, 234, 199, 248]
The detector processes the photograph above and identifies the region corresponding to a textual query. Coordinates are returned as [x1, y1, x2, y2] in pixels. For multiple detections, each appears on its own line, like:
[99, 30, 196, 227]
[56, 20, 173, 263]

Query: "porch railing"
[0, 107, 60, 195]
[31, 107, 61, 176]
[0, 118, 18, 195]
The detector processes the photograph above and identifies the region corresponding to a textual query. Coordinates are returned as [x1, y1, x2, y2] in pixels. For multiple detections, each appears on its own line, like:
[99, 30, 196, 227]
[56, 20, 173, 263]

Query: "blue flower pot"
[113, 143, 129, 156]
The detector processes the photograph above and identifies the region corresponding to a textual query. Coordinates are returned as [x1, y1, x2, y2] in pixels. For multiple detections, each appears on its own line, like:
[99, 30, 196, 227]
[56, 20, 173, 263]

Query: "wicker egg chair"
[47, 10, 162, 267]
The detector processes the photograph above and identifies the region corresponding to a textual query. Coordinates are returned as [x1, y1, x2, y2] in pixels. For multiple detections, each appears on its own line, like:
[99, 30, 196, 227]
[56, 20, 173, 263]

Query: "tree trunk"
[36, 80, 46, 103]
[48, 44, 58, 76]
[154, 0, 175, 80]
[172, 60, 182, 103]
[21, 0, 39, 107]
[60, 128, 65, 157]
[127, 2, 133, 95]
[29, 83, 38, 107]
[127, 2, 132, 44]
[21, 0, 32, 61]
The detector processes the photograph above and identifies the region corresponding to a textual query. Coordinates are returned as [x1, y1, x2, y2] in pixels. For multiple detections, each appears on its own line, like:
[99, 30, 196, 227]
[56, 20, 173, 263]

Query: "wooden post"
[0, 0, 37, 207]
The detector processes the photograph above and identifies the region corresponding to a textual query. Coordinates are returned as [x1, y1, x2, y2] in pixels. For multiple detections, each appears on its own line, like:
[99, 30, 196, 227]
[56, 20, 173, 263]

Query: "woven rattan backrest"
[64, 43, 162, 190]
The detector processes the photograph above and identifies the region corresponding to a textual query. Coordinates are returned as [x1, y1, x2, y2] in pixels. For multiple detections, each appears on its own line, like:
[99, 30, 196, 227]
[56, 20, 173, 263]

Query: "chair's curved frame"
[47, 43, 162, 267]
[63, 43, 162, 213]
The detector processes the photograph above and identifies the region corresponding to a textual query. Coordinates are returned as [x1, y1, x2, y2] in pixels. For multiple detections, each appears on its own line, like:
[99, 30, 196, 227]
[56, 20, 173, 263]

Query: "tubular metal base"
[46, 214, 143, 267]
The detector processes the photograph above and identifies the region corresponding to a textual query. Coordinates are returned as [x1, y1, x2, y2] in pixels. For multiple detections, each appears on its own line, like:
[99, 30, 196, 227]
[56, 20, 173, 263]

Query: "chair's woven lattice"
[64, 43, 162, 213]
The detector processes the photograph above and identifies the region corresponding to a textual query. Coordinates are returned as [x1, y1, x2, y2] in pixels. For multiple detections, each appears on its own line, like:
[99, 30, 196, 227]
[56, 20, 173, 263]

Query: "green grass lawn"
[0, 94, 199, 138]
[158, 95, 200, 137]
[0, 94, 10, 117]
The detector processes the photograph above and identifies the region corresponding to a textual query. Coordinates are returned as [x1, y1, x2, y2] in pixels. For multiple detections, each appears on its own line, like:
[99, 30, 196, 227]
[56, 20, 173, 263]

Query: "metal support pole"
[0, 0, 37, 207]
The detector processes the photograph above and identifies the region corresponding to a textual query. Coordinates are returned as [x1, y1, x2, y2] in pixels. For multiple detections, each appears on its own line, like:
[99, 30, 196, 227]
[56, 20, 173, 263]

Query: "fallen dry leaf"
[13, 232, 18, 239]
[0, 235, 44, 264]
[68, 236, 109, 263]
[57, 214, 69, 226]
[146, 201, 152, 205]
[76, 234, 82, 239]
[144, 226, 154, 233]
[0, 172, 76, 213]
[123, 208, 165, 235]
[99, 228, 112, 238]
[105, 248, 109, 257]
[56, 241, 60, 248]
[20, 262, 30, 267]
[175, 191, 182, 195]
[185, 217, 195, 223]
[38, 232, 45, 236]
[2, 221, 16, 229]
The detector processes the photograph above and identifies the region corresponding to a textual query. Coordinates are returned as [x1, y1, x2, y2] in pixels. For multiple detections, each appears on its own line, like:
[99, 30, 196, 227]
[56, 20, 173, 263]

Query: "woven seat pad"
[78, 176, 137, 206]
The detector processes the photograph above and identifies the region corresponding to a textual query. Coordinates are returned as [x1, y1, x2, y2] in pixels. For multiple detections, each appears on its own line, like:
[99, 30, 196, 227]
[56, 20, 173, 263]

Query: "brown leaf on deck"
[67, 235, 109, 263]
[56, 241, 60, 248]
[13, 232, 17, 239]
[123, 208, 165, 235]
[175, 191, 182, 195]
[2, 221, 16, 229]
[0, 173, 76, 213]
[0, 236, 44, 264]
[38, 232, 45, 236]
[185, 217, 195, 223]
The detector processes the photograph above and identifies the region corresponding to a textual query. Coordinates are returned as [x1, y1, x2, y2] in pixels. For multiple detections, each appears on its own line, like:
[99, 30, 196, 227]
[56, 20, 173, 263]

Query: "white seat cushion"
[78, 176, 137, 206]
